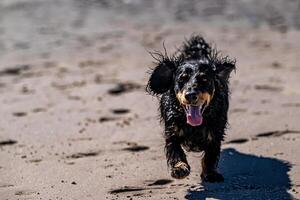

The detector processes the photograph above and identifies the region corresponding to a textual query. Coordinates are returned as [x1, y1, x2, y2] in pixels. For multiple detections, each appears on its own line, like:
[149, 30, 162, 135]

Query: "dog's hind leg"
[201, 140, 224, 183]
[165, 138, 190, 179]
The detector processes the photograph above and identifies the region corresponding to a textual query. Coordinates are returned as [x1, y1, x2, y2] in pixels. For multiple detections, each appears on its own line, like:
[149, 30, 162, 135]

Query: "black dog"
[146, 35, 236, 183]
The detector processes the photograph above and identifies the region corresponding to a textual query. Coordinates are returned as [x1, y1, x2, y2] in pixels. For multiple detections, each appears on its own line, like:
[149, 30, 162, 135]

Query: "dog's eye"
[179, 73, 189, 81]
[197, 74, 207, 82]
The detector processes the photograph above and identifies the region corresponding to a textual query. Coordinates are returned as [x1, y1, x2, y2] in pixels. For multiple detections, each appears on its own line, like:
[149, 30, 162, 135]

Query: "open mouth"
[183, 104, 206, 126]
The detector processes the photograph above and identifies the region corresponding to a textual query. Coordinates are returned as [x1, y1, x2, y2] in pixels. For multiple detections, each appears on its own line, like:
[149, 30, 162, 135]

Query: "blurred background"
[0, 0, 300, 199]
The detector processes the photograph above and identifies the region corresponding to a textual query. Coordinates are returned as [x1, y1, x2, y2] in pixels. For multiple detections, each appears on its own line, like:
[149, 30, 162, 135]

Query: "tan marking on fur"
[176, 91, 188, 105]
[173, 161, 190, 179]
[174, 161, 188, 168]
[177, 90, 214, 106]
[198, 92, 212, 105]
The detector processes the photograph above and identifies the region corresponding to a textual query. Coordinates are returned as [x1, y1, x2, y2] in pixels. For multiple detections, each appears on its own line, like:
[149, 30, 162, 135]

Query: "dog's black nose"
[185, 91, 198, 103]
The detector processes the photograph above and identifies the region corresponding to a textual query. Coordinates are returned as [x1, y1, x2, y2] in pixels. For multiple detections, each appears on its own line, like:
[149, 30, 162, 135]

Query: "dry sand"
[0, 0, 300, 199]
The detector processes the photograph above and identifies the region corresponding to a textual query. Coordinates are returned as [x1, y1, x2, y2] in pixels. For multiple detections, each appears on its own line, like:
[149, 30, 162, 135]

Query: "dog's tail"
[180, 35, 212, 60]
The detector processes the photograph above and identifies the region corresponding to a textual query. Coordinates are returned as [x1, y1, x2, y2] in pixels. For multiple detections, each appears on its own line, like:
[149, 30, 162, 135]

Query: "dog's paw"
[201, 171, 224, 183]
[171, 161, 190, 179]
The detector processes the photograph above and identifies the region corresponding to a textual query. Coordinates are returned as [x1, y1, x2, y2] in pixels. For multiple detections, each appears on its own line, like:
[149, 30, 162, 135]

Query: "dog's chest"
[179, 126, 212, 152]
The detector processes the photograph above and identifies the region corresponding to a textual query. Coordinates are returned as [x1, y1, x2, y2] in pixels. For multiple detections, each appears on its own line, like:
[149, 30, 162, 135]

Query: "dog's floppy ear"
[215, 58, 236, 81]
[147, 57, 177, 95]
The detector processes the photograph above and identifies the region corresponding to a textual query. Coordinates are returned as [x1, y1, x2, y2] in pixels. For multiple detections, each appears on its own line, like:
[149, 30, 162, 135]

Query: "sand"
[0, 0, 300, 199]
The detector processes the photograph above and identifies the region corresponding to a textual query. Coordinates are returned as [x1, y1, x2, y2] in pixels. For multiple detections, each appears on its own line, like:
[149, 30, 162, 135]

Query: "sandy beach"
[1, 0, 300, 199]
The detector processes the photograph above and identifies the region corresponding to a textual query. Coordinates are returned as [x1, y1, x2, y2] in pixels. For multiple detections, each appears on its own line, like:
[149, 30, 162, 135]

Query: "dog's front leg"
[201, 140, 224, 183]
[165, 131, 190, 179]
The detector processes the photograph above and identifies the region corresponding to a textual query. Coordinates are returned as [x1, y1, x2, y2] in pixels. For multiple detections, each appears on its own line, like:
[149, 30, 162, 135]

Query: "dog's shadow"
[185, 148, 293, 200]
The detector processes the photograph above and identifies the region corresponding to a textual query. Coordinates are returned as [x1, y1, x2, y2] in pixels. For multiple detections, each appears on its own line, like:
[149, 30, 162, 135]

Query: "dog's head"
[147, 54, 235, 126]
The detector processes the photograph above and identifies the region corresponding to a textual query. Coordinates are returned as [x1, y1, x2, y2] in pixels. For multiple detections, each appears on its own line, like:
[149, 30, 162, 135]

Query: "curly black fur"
[147, 35, 236, 182]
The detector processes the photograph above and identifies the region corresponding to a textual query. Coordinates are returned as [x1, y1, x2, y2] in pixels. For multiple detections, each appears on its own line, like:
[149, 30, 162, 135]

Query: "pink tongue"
[186, 106, 203, 126]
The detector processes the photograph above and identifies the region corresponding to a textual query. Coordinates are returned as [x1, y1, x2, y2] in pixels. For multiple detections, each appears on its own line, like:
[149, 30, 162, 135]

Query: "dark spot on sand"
[111, 108, 130, 115]
[94, 74, 102, 84]
[0, 184, 14, 188]
[68, 95, 81, 101]
[32, 108, 47, 113]
[113, 141, 137, 146]
[69, 137, 93, 142]
[51, 81, 86, 90]
[132, 193, 145, 197]
[256, 130, 300, 138]
[71, 181, 77, 185]
[43, 61, 57, 68]
[0, 140, 17, 146]
[253, 111, 269, 115]
[271, 61, 282, 69]
[0, 64, 31, 76]
[109, 186, 145, 194]
[99, 117, 118, 123]
[65, 161, 75, 165]
[122, 145, 149, 152]
[148, 179, 173, 186]
[282, 103, 300, 107]
[98, 44, 114, 52]
[13, 112, 27, 117]
[0, 82, 6, 88]
[14, 42, 30, 50]
[66, 151, 100, 159]
[79, 60, 104, 68]
[108, 82, 141, 95]
[15, 190, 36, 196]
[254, 84, 283, 92]
[29, 159, 42, 163]
[230, 108, 247, 113]
[226, 138, 249, 144]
